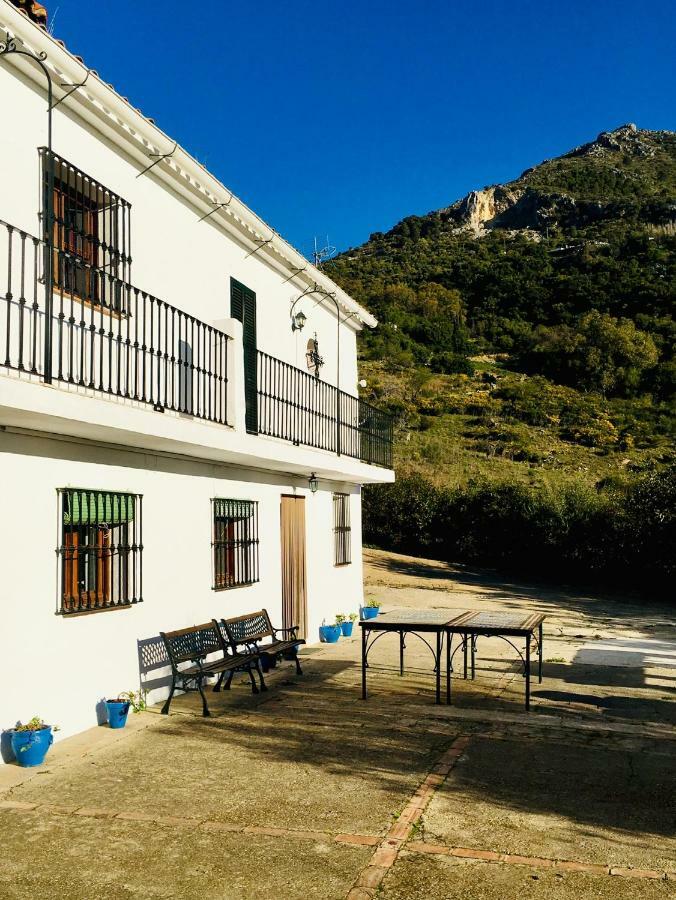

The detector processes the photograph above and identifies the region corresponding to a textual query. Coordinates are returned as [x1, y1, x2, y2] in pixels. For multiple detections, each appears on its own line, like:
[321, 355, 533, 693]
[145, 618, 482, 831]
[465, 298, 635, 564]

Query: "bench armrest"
[239, 640, 260, 657]
[273, 626, 298, 640]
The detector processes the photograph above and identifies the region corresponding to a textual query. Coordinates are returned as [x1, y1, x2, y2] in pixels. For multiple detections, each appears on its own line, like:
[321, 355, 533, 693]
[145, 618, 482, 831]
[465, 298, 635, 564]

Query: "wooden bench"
[219, 609, 305, 676]
[160, 622, 265, 717]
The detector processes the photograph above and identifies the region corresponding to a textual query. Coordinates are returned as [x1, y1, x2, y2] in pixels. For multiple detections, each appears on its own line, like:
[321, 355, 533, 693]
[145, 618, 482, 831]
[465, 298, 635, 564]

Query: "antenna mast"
[312, 235, 336, 268]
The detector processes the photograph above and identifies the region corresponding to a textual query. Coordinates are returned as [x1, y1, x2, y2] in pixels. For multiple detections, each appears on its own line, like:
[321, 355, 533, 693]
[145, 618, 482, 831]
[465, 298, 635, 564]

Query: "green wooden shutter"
[214, 499, 255, 520]
[230, 279, 244, 321]
[63, 490, 135, 525]
[230, 278, 258, 434]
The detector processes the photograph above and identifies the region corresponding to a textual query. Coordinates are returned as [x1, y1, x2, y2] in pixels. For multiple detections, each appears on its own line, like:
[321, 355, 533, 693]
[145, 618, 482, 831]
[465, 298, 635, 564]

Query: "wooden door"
[280, 495, 308, 639]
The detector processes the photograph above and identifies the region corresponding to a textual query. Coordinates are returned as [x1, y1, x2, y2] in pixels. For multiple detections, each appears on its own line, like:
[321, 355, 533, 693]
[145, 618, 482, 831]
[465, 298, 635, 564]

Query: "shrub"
[363, 468, 675, 596]
[430, 352, 474, 376]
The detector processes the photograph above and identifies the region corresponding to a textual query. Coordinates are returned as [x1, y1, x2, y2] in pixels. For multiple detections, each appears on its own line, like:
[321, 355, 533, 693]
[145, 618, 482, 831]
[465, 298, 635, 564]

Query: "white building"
[0, 0, 394, 751]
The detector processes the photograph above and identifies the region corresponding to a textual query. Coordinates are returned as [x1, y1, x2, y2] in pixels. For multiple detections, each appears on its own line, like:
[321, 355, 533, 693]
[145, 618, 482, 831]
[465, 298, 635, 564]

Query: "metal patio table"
[360, 608, 545, 710]
[444, 610, 545, 711]
[360, 608, 457, 705]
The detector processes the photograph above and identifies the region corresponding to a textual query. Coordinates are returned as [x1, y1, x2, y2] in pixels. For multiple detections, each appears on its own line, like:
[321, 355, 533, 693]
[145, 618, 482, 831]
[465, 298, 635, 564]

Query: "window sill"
[334, 562, 352, 568]
[51, 287, 129, 321]
[58, 600, 141, 618]
[212, 581, 258, 592]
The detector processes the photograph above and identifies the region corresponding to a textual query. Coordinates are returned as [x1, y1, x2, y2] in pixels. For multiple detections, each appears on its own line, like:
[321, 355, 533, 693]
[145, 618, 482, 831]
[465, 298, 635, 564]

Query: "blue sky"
[51, 0, 675, 256]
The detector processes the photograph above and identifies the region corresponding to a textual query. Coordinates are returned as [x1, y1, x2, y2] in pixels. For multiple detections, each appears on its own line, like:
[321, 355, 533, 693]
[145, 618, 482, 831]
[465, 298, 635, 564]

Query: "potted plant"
[335, 613, 349, 637]
[339, 613, 357, 637]
[9, 717, 58, 768]
[360, 599, 381, 620]
[319, 621, 341, 643]
[105, 690, 146, 729]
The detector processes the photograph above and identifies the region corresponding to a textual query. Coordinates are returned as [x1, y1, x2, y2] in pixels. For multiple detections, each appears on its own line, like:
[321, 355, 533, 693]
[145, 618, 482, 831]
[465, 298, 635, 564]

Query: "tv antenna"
[312, 235, 336, 268]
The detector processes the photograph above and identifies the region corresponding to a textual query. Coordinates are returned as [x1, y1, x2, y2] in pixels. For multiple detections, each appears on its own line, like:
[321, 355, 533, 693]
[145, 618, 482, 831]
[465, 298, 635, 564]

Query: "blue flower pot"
[105, 700, 130, 729]
[361, 606, 380, 620]
[341, 621, 354, 637]
[261, 653, 278, 673]
[319, 625, 341, 643]
[10, 727, 53, 767]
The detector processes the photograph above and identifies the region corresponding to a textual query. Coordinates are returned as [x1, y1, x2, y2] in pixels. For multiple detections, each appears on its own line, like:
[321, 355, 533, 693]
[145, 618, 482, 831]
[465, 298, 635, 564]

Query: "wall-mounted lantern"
[308, 473, 319, 493]
[292, 309, 307, 332]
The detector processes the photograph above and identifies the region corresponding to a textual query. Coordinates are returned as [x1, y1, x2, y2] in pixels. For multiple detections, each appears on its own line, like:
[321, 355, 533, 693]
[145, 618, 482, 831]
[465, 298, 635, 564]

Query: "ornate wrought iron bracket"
[1, 31, 55, 382]
[470, 632, 530, 676]
[363, 628, 442, 670]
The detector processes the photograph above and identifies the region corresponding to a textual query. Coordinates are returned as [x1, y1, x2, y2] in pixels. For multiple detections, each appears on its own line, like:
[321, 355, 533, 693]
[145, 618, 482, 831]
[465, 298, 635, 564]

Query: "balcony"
[0, 217, 393, 473]
[257, 351, 393, 469]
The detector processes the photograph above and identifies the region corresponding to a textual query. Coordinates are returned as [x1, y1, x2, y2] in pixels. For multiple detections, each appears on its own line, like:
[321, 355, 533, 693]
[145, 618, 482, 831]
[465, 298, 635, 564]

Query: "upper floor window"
[58, 488, 143, 615]
[40, 149, 132, 311]
[333, 493, 351, 566]
[212, 499, 260, 590]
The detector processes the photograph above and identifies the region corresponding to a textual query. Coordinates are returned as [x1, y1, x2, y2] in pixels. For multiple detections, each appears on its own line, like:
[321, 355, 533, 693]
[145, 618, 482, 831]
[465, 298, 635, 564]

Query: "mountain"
[325, 125, 675, 488]
[444, 124, 676, 236]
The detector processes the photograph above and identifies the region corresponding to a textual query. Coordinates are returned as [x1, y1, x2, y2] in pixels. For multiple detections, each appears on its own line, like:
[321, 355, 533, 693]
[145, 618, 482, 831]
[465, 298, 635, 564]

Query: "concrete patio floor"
[1, 548, 674, 898]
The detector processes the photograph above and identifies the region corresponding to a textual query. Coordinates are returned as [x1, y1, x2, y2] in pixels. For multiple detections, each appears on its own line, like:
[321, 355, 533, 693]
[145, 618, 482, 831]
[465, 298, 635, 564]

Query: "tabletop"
[360, 607, 545, 634]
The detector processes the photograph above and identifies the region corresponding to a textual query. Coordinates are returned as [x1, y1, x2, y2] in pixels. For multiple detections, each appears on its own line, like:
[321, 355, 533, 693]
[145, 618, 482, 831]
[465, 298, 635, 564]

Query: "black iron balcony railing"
[257, 351, 393, 468]
[1, 217, 393, 469]
[0, 219, 229, 425]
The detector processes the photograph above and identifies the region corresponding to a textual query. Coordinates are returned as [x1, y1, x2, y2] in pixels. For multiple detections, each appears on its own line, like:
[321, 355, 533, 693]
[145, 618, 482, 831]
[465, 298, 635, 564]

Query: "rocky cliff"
[439, 125, 676, 238]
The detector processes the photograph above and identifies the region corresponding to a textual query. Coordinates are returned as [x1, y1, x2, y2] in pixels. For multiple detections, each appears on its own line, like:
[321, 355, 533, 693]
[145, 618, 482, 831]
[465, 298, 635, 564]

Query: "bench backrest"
[161, 623, 223, 667]
[222, 609, 273, 646]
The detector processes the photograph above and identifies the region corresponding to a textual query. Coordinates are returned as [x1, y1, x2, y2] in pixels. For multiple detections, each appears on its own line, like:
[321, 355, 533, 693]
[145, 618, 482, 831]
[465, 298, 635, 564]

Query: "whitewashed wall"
[0, 64, 359, 393]
[0, 430, 364, 752]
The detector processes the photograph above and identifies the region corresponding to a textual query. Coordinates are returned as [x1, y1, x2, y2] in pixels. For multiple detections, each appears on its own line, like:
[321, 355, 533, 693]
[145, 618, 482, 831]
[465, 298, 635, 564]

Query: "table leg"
[446, 631, 452, 704]
[361, 626, 367, 700]
[471, 634, 476, 680]
[538, 622, 543, 683]
[399, 629, 404, 677]
[525, 632, 531, 711]
[463, 636, 468, 679]
[435, 630, 441, 705]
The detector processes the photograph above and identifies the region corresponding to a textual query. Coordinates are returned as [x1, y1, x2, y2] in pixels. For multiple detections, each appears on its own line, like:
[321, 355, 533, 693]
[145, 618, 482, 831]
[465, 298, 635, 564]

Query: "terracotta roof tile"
[10, 0, 48, 26]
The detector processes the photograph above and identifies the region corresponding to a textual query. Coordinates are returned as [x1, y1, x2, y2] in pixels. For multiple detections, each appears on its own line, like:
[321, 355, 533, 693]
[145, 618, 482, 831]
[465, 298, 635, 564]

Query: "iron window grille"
[333, 493, 352, 566]
[40, 148, 132, 312]
[57, 488, 143, 615]
[212, 499, 260, 590]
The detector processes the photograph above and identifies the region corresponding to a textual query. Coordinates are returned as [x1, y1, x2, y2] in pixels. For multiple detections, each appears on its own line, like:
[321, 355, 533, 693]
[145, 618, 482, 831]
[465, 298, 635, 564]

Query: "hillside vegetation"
[326, 125, 675, 594]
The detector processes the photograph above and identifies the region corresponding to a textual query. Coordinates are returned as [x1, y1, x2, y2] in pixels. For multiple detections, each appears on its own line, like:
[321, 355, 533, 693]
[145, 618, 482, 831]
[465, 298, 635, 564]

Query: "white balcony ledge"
[0, 372, 395, 484]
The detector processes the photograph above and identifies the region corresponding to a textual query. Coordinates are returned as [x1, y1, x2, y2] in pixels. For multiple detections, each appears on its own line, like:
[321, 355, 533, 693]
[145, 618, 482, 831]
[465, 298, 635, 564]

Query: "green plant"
[349, 612, 358, 622]
[363, 466, 676, 595]
[335, 614, 346, 625]
[14, 716, 59, 752]
[14, 716, 53, 733]
[365, 599, 380, 608]
[117, 690, 147, 714]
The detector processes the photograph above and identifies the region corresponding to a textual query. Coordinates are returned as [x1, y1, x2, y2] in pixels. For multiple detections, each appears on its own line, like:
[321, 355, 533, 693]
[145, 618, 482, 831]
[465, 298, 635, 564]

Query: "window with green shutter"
[230, 278, 258, 434]
[58, 488, 143, 614]
[212, 498, 259, 589]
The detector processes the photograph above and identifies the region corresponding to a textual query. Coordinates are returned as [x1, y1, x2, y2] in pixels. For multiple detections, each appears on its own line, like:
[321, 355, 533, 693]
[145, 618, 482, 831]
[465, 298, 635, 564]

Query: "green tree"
[526, 311, 659, 396]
